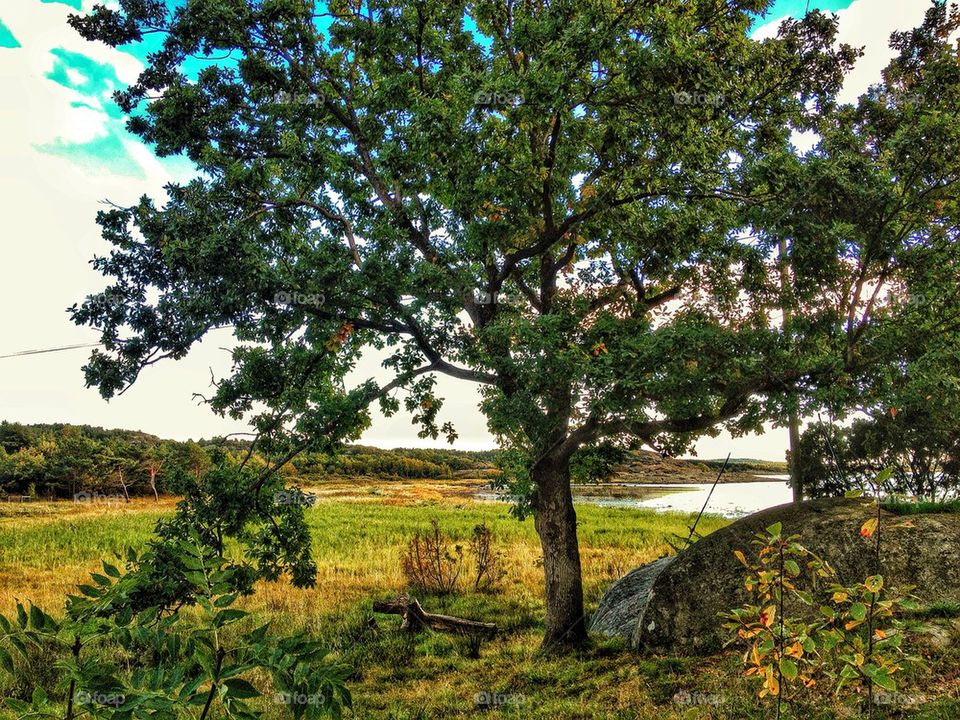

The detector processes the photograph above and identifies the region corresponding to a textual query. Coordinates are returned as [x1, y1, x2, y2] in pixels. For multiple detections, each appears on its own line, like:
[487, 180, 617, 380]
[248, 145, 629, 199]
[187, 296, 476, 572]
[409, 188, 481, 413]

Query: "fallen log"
[372, 595, 497, 638]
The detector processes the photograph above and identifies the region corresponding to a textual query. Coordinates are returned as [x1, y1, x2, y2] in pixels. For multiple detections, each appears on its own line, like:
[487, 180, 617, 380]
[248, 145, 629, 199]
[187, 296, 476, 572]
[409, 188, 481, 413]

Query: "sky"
[0, 0, 939, 459]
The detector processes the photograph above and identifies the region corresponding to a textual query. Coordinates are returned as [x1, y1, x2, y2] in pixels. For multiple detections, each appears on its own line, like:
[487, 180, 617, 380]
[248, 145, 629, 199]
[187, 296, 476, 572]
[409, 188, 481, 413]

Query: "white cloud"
[0, 3, 134, 150]
[0, 1, 250, 442]
[754, 0, 934, 103]
[64, 66, 85, 85]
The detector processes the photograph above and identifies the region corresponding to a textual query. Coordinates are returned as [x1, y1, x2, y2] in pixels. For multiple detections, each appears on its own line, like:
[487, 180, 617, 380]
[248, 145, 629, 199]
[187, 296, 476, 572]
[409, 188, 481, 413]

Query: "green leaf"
[28, 604, 44, 630]
[850, 603, 867, 621]
[844, 489, 864, 498]
[871, 668, 896, 692]
[779, 657, 799, 681]
[178, 674, 206, 700]
[839, 664, 859, 680]
[214, 609, 248, 627]
[15, 604, 26, 629]
[864, 575, 883, 593]
[9, 637, 27, 657]
[77, 584, 102, 598]
[0, 646, 13, 674]
[4, 698, 30, 712]
[766, 522, 783, 539]
[874, 467, 894, 486]
[223, 678, 260, 699]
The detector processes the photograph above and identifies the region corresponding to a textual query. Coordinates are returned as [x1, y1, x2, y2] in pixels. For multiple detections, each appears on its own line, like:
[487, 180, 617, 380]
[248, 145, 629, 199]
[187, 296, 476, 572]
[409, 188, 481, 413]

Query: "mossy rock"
[590, 497, 960, 654]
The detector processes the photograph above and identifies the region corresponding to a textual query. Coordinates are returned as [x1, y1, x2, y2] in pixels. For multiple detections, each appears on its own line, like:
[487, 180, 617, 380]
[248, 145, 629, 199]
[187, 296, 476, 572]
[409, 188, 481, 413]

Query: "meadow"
[0, 480, 957, 719]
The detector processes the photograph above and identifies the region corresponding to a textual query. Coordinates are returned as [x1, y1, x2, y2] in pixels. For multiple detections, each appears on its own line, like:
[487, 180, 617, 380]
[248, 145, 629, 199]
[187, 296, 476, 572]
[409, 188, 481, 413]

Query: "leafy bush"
[724, 470, 924, 717]
[402, 521, 505, 595]
[0, 539, 351, 719]
[797, 415, 960, 502]
[0, 460, 352, 718]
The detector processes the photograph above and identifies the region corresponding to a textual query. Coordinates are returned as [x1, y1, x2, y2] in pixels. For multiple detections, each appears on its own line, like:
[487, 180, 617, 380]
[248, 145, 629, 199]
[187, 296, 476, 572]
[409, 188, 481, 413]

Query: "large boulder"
[590, 497, 960, 654]
[590, 556, 676, 639]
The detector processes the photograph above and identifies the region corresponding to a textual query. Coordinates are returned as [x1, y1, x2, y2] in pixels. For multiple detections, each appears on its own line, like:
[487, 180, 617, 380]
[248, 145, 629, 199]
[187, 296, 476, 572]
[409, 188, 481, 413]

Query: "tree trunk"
[778, 237, 804, 503]
[118, 470, 130, 502]
[787, 410, 803, 502]
[532, 457, 587, 648]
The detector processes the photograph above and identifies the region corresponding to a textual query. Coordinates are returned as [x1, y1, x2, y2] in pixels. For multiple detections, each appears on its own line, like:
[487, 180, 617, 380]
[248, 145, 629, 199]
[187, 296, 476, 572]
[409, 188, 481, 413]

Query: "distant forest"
[0, 421, 498, 500]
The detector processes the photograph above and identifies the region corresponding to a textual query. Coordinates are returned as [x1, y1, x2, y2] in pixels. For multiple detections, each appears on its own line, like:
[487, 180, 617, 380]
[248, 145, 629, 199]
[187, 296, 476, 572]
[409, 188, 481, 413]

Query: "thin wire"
[0, 343, 99, 360]
[684, 453, 731, 550]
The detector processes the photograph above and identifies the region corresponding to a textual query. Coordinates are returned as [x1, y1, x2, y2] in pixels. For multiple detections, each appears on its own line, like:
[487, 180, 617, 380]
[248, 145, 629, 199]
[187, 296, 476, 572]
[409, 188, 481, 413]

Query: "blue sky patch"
[752, 0, 856, 29]
[46, 47, 125, 119]
[38, 133, 147, 180]
[0, 18, 20, 48]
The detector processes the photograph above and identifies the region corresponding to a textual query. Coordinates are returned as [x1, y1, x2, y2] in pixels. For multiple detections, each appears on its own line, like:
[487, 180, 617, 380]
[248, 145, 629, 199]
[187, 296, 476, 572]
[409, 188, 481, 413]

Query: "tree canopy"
[68, 0, 960, 646]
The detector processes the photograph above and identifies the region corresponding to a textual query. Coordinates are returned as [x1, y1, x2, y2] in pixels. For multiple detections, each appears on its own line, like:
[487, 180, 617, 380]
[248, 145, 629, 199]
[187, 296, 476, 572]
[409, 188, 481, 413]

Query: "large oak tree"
[70, 0, 960, 647]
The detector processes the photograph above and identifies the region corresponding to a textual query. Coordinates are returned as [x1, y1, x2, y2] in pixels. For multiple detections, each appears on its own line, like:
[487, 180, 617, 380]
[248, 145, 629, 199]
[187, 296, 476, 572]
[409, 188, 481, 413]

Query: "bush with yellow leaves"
[723, 472, 924, 717]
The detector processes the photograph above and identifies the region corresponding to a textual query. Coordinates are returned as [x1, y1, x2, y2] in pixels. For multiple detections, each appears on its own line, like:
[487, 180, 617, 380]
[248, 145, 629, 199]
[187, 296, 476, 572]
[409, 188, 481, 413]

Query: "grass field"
[0, 481, 957, 719]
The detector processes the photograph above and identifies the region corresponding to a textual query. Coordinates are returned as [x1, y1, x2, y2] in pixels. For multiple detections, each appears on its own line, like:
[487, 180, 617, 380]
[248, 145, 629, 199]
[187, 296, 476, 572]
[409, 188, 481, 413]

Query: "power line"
[0, 343, 99, 360]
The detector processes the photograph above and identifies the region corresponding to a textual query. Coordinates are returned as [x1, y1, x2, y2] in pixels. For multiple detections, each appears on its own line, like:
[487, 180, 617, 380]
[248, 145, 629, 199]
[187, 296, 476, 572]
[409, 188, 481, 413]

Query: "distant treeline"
[0, 421, 497, 500]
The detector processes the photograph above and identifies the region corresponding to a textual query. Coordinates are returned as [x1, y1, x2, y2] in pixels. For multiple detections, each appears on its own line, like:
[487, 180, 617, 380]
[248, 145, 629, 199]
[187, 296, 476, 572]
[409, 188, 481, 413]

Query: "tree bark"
[778, 237, 804, 503]
[118, 469, 130, 502]
[787, 410, 803, 502]
[149, 468, 160, 501]
[532, 456, 587, 648]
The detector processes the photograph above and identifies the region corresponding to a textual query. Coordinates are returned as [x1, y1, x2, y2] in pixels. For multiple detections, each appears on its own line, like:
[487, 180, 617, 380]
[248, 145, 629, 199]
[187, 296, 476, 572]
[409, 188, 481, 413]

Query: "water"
[612, 478, 792, 518]
[477, 477, 793, 519]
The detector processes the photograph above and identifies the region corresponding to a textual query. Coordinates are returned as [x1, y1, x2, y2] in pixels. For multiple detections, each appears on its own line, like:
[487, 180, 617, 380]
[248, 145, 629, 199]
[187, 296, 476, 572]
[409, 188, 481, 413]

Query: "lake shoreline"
[608, 471, 787, 485]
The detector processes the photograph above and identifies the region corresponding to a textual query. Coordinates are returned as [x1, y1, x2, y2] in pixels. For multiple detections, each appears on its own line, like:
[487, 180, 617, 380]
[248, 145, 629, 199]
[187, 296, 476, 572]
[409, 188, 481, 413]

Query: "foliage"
[0, 422, 497, 500]
[569, 442, 630, 484]
[815, 573, 918, 698]
[797, 415, 960, 501]
[723, 523, 832, 705]
[725, 472, 925, 717]
[0, 423, 204, 500]
[0, 539, 350, 720]
[724, 524, 921, 714]
[0, 441, 354, 720]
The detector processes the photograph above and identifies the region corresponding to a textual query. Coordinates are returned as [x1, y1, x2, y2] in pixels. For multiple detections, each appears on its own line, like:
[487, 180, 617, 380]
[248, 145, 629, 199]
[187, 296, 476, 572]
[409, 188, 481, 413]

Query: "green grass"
[882, 499, 960, 515]
[905, 601, 960, 620]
